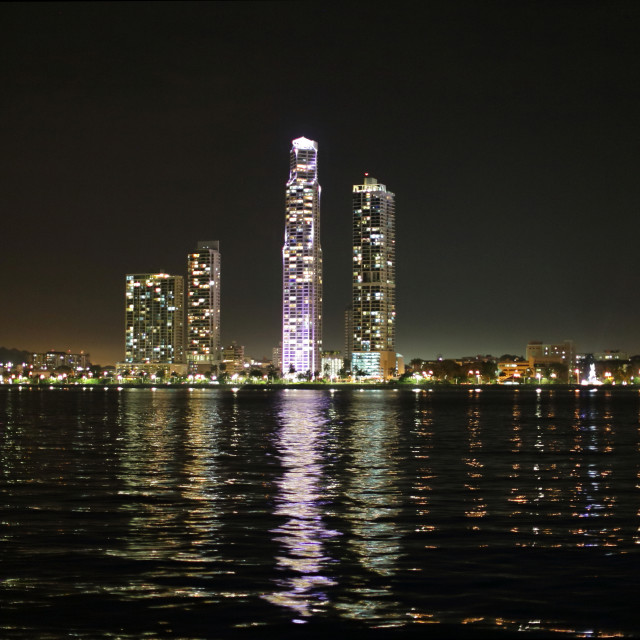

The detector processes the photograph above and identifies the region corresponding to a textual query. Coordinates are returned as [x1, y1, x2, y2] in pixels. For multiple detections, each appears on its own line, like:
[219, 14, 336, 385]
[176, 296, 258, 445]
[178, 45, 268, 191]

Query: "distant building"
[247, 358, 270, 375]
[31, 351, 91, 372]
[594, 350, 629, 361]
[124, 273, 184, 365]
[352, 350, 398, 380]
[282, 137, 322, 377]
[351, 175, 396, 379]
[321, 350, 342, 379]
[222, 341, 245, 376]
[526, 340, 575, 366]
[187, 241, 221, 367]
[497, 360, 531, 383]
[272, 344, 282, 372]
[344, 306, 353, 368]
[458, 354, 496, 363]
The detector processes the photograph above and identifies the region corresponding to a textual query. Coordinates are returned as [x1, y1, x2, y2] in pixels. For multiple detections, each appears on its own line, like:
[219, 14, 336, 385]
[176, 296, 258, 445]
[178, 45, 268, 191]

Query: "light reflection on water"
[265, 391, 336, 618]
[1, 387, 640, 638]
[336, 394, 403, 624]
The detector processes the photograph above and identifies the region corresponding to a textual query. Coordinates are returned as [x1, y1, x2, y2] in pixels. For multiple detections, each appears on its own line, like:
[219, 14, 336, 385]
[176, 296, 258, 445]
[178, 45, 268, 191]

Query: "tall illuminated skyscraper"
[125, 273, 184, 364]
[282, 137, 322, 377]
[187, 241, 221, 366]
[351, 175, 396, 379]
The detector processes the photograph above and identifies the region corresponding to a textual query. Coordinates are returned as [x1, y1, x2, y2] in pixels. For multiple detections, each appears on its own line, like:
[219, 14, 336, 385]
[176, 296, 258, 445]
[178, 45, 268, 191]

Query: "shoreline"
[0, 382, 632, 392]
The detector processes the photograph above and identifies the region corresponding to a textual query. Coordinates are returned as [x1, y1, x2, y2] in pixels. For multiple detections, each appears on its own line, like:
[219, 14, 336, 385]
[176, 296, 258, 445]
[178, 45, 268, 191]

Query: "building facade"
[31, 351, 91, 372]
[272, 344, 282, 373]
[351, 175, 396, 378]
[125, 273, 184, 364]
[497, 360, 531, 383]
[321, 350, 343, 380]
[187, 241, 221, 366]
[526, 340, 575, 382]
[344, 305, 354, 369]
[593, 350, 629, 361]
[282, 137, 322, 377]
[221, 341, 245, 376]
[526, 340, 575, 366]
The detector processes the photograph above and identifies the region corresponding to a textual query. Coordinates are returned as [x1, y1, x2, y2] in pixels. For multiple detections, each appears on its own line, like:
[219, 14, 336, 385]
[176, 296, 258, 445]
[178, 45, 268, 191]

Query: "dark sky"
[2, 1, 639, 364]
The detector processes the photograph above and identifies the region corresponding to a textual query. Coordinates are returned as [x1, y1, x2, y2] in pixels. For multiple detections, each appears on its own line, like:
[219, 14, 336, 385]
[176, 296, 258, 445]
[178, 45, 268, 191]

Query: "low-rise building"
[526, 340, 575, 366]
[115, 362, 189, 378]
[497, 360, 530, 384]
[594, 350, 629, 361]
[321, 350, 342, 379]
[222, 341, 245, 376]
[352, 349, 397, 380]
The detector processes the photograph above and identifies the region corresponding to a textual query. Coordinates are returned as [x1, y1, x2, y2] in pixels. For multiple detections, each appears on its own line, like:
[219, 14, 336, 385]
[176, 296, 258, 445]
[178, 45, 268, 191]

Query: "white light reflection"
[264, 391, 337, 618]
[336, 394, 402, 623]
[463, 403, 487, 523]
[568, 397, 617, 547]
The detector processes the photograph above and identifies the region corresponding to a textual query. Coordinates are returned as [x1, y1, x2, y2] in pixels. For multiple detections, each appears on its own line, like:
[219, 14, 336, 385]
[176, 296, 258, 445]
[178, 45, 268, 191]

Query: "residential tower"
[350, 175, 396, 378]
[187, 241, 221, 367]
[124, 273, 184, 365]
[282, 137, 322, 377]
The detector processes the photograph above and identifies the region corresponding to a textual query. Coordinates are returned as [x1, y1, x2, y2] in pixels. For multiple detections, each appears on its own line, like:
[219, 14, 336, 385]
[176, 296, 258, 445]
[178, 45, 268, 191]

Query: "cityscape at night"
[1, 131, 638, 386]
[0, 128, 638, 386]
[2, 3, 640, 639]
[2, 2, 639, 366]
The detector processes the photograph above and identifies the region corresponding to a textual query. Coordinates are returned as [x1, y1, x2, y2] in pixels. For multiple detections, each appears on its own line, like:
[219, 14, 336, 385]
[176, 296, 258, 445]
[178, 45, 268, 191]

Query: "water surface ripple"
[1, 387, 639, 638]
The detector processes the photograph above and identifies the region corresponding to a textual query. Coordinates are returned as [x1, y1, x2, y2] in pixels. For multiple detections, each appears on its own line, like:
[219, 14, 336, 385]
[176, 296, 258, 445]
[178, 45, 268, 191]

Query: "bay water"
[1, 387, 639, 638]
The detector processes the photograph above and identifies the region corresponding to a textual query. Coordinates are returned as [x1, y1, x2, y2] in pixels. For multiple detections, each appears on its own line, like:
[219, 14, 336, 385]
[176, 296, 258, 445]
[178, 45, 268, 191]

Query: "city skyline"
[2, 3, 639, 364]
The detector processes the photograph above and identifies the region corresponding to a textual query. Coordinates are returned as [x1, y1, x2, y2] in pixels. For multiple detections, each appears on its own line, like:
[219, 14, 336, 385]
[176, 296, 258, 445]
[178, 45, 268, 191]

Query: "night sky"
[2, 1, 639, 365]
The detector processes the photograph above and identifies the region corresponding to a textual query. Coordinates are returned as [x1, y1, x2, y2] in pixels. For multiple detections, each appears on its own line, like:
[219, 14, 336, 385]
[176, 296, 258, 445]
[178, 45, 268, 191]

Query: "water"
[1, 386, 639, 638]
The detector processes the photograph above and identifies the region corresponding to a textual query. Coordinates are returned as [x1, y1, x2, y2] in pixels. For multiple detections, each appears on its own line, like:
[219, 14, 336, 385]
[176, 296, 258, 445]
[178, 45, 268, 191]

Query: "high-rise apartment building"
[351, 175, 396, 379]
[282, 137, 322, 376]
[187, 241, 221, 366]
[125, 273, 184, 364]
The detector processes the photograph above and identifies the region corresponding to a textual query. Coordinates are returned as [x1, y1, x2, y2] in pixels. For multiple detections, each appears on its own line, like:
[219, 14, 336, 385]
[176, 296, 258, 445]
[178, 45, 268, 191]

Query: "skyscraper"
[125, 273, 184, 364]
[187, 241, 221, 367]
[351, 175, 396, 379]
[282, 137, 322, 377]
